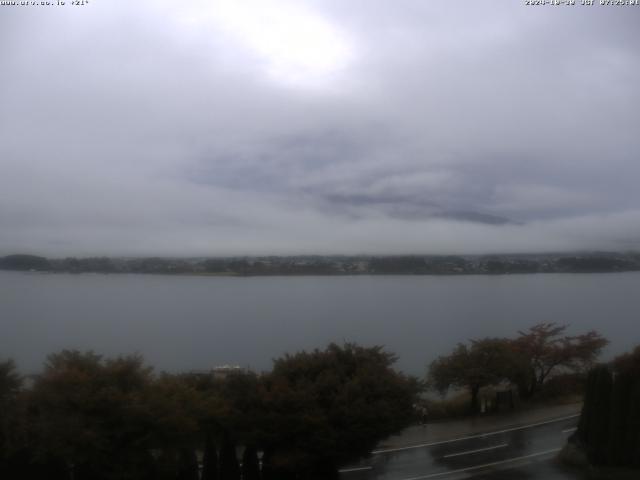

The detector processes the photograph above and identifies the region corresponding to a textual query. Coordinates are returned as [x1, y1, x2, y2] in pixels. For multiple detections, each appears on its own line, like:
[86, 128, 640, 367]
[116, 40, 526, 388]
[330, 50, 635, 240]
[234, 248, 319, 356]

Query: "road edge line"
[371, 413, 579, 455]
[401, 447, 562, 480]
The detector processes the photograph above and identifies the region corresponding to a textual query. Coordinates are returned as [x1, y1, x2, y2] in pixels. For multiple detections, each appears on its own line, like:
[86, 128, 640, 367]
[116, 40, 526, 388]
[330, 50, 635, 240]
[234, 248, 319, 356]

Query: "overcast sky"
[1, 0, 639, 256]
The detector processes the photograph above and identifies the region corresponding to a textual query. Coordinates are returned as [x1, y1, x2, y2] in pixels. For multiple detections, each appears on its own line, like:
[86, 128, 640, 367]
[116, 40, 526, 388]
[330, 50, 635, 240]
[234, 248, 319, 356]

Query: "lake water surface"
[1, 271, 639, 376]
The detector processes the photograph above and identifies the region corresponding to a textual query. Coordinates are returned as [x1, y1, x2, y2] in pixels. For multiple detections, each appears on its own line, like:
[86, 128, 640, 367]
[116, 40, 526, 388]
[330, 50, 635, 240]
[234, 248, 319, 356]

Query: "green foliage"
[534, 373, 585, 401]
[370, 256, 428, 274]
[0, 359, 22, 400]
[259, 343, 421, 477]
[214, 372, 264, 443]
[0, 359, 23, 477]
[145, 374, 204, 449]
[428, 338, 518, 413]
[423, 392, 475, 420]
[555, 256, 636, 273]
[428, 323, 608, 414]
[0, 254, 50, 271]
[484, 258, 539, 274]
[26, 351, 157, 479]
[0, 343, 420, 479]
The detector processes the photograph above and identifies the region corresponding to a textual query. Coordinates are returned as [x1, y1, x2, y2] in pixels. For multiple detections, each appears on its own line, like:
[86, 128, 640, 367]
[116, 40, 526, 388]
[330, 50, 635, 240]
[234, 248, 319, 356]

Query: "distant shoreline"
[2, 252, 640, 276]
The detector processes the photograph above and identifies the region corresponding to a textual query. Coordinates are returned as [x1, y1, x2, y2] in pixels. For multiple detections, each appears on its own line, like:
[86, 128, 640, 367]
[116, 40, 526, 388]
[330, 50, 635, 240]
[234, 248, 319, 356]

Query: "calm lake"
[1, 271, 639, 376]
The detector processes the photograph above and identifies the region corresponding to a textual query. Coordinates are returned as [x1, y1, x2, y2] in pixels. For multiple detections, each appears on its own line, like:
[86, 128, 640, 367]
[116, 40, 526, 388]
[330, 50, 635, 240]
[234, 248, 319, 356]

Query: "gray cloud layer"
[1, 0, 639, 256]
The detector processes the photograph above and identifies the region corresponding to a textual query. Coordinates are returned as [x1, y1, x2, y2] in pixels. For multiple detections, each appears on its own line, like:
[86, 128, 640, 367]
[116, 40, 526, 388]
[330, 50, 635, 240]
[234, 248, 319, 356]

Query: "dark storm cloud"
[1, 0, 639, 255]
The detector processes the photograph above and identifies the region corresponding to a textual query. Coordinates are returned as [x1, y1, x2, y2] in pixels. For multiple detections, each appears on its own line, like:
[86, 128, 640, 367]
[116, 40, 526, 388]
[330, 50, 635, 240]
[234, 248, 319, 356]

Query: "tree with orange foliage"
[512, 323, 608, 399]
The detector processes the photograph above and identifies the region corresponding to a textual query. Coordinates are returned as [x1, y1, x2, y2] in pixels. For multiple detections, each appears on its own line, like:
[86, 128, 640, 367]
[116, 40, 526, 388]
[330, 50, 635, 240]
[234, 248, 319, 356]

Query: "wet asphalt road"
[339, 415, 584, 480]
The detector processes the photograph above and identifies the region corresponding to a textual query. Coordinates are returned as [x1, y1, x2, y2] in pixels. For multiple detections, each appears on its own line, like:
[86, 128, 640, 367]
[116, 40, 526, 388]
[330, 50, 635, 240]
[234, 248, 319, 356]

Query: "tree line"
[3, 253, 640, 276]
[0, 324, 617, 479]
[0, 344, 420, 480]
[428, 323, 609, 413]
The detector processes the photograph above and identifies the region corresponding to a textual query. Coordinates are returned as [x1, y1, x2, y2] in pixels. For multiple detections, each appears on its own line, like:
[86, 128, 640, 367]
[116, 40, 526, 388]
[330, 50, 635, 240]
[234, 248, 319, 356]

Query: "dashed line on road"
[443, 443, 508, 459]
[562, 427, 577, 434]
[371, 413, 579, 455]
[338, 466, 373, 473]
[400, 447, 562, 480]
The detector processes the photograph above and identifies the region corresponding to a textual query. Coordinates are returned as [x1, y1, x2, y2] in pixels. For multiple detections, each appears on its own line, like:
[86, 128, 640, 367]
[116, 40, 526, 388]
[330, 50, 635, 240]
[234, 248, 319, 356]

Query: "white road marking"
[338, 466, 373, 473]
[401, 448, 562, 480]
[562, 427, 577, 433]
[371, 413, 579, 455]
[443, 443, 508, 459]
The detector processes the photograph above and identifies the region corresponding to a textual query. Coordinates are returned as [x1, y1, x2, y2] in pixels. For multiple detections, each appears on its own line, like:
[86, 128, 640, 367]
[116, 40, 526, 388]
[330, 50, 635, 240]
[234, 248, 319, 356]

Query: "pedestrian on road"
[420, 406, 429, 428]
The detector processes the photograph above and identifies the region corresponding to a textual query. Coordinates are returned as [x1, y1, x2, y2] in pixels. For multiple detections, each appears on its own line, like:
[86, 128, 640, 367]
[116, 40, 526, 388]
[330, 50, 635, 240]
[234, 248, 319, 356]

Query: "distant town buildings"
[3, 252, 640, 276]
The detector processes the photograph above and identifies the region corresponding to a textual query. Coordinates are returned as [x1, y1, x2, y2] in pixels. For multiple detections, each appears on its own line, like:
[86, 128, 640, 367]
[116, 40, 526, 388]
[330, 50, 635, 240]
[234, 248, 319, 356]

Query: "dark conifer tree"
[177, 448, 199, 480]
[23, 455, 69, 480]
[611, 347, 640, 467]
[156, 449, 180, 480]
[260, 449, 296, 480]
[586, 365, 613, 465]
[219, 435, 240, 480]
[138, 450, 159, 480]
[607, 370, 633, 465]
[202, 435, 219, 480]
[241, 445, 260, 480]
[628, 379, 640, 468]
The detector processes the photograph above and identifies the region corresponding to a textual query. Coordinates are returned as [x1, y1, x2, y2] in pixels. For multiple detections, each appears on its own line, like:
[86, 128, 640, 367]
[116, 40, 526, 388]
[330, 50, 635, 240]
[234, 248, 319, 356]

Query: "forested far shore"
[2, 252, 640, 276]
